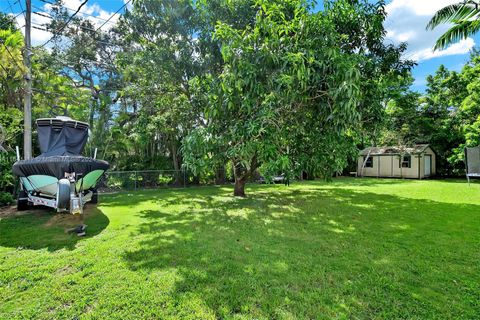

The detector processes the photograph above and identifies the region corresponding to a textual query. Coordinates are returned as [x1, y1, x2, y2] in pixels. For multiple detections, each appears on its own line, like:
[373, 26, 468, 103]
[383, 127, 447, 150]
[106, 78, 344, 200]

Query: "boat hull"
[13, 156, 109, 197]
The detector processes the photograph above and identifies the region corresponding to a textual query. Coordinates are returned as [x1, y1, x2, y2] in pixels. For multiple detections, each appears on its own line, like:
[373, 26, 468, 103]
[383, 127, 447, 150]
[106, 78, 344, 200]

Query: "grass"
[1, 178, 479, 319]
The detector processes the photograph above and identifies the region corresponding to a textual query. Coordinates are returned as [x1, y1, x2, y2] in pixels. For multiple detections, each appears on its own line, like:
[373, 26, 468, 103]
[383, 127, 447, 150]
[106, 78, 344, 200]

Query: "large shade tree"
[183, 0, 363, 196]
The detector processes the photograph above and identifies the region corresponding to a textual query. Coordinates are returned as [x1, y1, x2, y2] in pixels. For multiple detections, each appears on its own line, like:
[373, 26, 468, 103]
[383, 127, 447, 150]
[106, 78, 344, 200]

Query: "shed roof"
[359, 144, 431, 156]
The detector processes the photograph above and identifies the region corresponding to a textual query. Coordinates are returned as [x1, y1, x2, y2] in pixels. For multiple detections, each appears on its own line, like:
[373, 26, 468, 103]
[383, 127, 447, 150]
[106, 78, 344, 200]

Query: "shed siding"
[423, 147, 436, 176]
[392, 154, 420, 178]
[379, 156, 393, 177]
[357, 156, 380, 177]
[357, 146, 436, 179]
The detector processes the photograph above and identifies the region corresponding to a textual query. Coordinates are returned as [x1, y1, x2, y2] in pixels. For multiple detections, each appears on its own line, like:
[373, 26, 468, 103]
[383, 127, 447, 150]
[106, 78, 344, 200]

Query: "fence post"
[134, 171, 137, 190]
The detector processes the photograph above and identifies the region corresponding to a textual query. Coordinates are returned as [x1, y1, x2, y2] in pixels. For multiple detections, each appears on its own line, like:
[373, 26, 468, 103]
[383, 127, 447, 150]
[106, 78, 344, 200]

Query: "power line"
[0, 0, 24, 31]
[38, 0, 113, 24]
[0, 40, 24, 72]
[96, 0, 131, 31]
[17, 0, 26, 21]
[0, 61, 10, 75]
[40, 0, 89, 47]
[32, 11, 52, 19]
[32, 25, 48, 32]
[25, 0, 132, 100]
[31, 14, 119, 47]
[35, 0, 129, 48]
[0, 11, 25, 31]
[5, 0, 19, 12]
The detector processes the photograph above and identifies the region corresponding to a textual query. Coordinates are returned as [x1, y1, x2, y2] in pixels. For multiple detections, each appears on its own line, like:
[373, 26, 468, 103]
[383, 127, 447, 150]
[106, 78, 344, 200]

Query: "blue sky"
[1, 0, 476, 93]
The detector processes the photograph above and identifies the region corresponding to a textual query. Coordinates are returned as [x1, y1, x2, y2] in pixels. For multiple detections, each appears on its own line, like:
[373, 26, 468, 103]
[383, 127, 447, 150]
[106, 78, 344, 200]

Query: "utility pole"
[23, 0, 32, 159]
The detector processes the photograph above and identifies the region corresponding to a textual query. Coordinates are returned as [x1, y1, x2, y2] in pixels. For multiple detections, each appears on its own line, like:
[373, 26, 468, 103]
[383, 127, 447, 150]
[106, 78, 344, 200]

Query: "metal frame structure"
[464, 147, 480, 185]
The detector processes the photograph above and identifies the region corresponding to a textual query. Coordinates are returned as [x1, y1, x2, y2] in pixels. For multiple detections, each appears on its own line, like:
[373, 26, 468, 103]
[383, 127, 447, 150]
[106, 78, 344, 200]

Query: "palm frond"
[433, 20, 480, 50]
[427, 2, 480, 30]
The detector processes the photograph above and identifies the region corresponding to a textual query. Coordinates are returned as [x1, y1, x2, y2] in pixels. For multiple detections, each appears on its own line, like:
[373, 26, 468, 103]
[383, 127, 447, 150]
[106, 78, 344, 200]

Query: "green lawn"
[1, 178, 479, 319]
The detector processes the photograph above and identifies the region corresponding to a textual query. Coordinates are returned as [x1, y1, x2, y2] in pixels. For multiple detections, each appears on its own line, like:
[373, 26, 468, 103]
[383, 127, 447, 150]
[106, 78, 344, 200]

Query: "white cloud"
[385, 0, 475, 62]
[14, 12, 51, 45]
[410, 38, 475, 61]
[386, 0, 459, 16]
[13, 0, 121, 46]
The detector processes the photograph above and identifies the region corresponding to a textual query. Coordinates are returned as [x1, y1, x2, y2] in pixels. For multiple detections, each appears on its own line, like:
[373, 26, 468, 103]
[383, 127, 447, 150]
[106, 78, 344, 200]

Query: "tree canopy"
[0, 0, 425, 197]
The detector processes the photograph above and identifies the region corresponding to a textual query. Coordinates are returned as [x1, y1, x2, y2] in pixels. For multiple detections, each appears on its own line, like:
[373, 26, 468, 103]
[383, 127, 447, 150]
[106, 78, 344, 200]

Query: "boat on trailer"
[13, 116, 109, 214]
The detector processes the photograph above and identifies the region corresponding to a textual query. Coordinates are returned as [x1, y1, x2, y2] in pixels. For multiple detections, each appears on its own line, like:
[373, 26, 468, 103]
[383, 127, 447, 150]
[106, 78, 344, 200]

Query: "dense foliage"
[380, 50, 480, 176]
[184, 0, 366, 195]
[2, 0, 480, 197]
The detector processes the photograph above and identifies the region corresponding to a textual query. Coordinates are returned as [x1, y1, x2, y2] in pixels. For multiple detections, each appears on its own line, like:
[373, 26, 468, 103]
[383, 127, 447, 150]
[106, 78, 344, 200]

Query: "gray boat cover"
[13, 156, 109, 179]
[37, 118, 89, 156]
[13, 117, 109, 179]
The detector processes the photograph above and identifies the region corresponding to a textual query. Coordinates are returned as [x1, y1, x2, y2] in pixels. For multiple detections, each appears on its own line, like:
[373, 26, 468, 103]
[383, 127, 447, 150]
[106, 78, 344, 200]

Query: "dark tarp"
[13, 156, 109, 179]
[37, 119, 89, 156]
[13, 118, 109, 180]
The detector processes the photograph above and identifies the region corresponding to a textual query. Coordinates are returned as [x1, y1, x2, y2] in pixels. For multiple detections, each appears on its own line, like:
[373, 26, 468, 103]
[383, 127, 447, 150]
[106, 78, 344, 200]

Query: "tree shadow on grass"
[324, 176, 413, 186]
[0, 205, 109, 251]
[99, 185, 234, 208]
[99, 177, 411, 209]
[121, 186, 480, 318]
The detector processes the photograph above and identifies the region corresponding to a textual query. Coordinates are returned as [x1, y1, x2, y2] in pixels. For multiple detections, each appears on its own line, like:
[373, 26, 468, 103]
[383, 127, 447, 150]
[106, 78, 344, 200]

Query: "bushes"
[0, 153, 15, 191]
[0, 153, 16, 206]
[0, 191, 14, 206]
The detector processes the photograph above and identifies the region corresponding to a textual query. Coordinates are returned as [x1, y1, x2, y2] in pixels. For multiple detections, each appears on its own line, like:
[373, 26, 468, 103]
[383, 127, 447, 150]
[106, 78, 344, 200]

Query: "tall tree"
[183, 0, 363, 196]
[113, 0, 201, 174]
[41, 1, 122, 159]
[326, 0, 415, 148]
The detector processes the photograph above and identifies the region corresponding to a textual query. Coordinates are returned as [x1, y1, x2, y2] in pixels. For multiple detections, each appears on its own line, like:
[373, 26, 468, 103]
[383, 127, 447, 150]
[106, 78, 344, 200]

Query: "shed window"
[364, 156, 373, 168]
[400, 155, 411, 168]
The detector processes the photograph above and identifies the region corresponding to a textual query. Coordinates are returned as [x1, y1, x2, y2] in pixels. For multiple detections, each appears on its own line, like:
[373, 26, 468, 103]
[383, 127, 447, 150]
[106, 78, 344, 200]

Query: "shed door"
[424, 155, 432, 177]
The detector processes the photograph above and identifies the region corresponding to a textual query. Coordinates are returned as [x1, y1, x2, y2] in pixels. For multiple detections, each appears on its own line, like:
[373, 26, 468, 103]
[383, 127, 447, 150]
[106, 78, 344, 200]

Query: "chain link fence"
[97, 170, 187, 192]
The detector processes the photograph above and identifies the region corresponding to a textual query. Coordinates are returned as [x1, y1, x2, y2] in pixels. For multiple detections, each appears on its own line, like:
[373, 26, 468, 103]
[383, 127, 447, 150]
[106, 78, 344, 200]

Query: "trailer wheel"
[90, 189, 98, 204]
[57, 179, 71, 210]
[17, 189, 29, 211]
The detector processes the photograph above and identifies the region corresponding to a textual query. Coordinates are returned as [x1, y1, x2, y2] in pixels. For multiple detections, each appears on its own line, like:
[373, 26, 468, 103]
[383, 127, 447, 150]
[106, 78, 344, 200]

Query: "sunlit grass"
[1, 178, 479, 319]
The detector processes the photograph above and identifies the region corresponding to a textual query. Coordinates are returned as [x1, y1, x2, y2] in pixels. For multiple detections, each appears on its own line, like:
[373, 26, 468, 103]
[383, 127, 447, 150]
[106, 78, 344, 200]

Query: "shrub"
[0, 191, 14, 206]
[158, 174, 173, 185]
[0, 152, 16, 192]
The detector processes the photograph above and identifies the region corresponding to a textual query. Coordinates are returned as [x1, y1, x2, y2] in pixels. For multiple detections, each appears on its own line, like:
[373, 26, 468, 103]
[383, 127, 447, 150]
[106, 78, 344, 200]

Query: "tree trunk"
[170, 139, 182, 186]
[232, 156, 258, 197]
[214, 165, 226, 185]
[233, 176, 247, 197]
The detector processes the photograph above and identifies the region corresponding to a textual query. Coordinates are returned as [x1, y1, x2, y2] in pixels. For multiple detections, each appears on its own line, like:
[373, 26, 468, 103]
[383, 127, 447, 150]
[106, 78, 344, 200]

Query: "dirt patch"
[55, 265, 76, 276]
[0, 205, 18, 217]
[0, 206, 49, 218]
[43, 214, 80, 227]
[43, 206, 96, 228]
[0, 203, 59, 218]
[0, 204, 97, 230]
